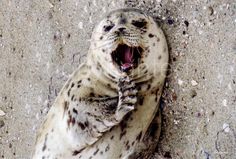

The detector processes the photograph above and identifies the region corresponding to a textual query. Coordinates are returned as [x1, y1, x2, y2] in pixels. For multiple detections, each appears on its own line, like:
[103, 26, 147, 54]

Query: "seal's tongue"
[121, 46, 133, 71]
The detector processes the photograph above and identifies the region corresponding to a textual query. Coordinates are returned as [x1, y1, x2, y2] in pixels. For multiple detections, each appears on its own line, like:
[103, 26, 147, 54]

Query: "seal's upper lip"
[111, 44, 142, 72]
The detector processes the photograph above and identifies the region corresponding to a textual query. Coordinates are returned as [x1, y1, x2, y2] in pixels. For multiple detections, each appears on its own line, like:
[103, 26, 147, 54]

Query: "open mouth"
[111, 44, 143, 72]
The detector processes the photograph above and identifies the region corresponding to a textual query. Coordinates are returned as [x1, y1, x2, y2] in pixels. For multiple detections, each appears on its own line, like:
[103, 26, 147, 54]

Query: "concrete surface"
[0, 0, 235, 158]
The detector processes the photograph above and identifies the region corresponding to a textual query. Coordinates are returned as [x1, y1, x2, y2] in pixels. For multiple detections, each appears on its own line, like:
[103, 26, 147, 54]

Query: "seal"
[33, 8, 168, 159]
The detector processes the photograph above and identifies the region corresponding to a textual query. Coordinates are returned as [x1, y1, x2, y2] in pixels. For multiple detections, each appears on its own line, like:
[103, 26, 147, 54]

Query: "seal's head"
[89, 8, 168, 79]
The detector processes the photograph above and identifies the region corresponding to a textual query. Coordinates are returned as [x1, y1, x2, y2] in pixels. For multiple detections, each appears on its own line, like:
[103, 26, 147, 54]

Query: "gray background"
[0, 0, 235, 158]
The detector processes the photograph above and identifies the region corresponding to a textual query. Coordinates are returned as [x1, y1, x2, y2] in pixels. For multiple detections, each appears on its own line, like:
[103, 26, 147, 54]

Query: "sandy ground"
[0, 0, 235, 158]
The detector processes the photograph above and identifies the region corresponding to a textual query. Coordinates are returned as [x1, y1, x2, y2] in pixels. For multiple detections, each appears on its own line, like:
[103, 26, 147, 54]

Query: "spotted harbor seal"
[33, 8, 168, 159]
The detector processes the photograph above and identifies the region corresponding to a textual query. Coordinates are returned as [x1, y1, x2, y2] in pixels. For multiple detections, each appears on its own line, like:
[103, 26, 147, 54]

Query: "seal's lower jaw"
[111, 44, 143, 72]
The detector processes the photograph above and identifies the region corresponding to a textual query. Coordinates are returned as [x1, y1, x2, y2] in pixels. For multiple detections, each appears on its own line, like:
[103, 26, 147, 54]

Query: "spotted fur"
[33, 8, 168, 159]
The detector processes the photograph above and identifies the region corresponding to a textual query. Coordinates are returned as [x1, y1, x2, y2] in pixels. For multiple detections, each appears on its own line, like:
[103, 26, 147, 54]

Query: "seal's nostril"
[118, 27, 126, 33]
[115, 28, 126, 36]
[115, 31, 120, 36]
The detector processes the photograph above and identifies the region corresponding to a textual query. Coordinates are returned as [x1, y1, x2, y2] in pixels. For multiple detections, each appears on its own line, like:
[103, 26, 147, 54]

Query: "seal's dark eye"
[131, 20, 147, 28]
[104, 24, 114, 32]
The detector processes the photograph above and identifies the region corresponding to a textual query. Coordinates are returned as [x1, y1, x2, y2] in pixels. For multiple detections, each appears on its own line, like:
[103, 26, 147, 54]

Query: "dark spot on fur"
[100, 36, 103, 40]
[110, 135, 114, 140]
[84, 120, 89, 127]
[158, 55, 162, 60]
[131, 19, 147, 29]
[102, 49, 105, 52]
[120, 130, 127, 139]
[95, 118, 103, 123]
[67, 89, 71, 97]
[64, 101, 69, 110]
[125, 141, 130, 150]
[42, 133, 48, 151]
[97, 62, 102, 69]
[148, 33, 154, 38]
[136, 131, 142, 141]
[72, 148, 85, 156]
[71, 82, 75, 88]
[156, 37, 160, 42]
[103, 23, 115, 32]
[139, 96, 144, 105]
[77, 84, 81, 88]
[105, 145, 110, 152]
[72, 118, 75, 125]
[120, 120, 127, 132]
[63, 101, 69, 117]
[71, 95, 75, 101]
[147, 84, 151, 90]
[87, 78, 91, 81]
[78, 122, 85, 130]
[93, 149, 99, 156]
[96, 65, 100, 70]
[131, 141, 135, 146]
[73, 108, 78, 114]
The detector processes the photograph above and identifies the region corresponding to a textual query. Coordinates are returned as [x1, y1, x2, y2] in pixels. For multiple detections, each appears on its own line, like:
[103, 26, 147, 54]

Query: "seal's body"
[33, 8, 168, 159]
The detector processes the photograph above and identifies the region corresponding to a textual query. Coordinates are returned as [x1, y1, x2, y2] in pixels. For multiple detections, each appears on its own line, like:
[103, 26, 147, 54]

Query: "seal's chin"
[111, 44, 143, 72]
